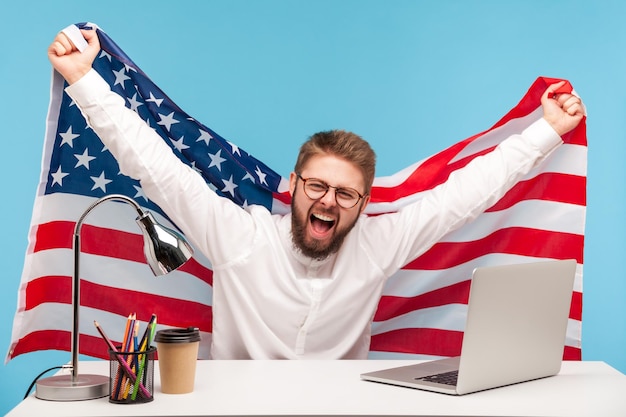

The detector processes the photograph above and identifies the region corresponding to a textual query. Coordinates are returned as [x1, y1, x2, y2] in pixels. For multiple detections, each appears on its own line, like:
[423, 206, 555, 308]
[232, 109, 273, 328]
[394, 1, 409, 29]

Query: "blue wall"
[2, 1, 625, 414]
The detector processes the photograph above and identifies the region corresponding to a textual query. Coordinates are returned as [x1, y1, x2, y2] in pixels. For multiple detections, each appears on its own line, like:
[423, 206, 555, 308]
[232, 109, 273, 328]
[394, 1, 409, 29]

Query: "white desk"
[7, 360, 626, 416]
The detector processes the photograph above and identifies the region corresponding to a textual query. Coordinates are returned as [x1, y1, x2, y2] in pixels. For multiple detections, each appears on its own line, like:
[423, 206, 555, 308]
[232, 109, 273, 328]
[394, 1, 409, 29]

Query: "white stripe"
[8, 303, 213, 359]
[371, 304, 468, 335]
[382, 254, 584, 297]
[61, 24, 88, 52]
[20, 249, 213, 306]
[32, 193, 182, 233]
[565, 318, 582, 348]
[440, 200, 586, 242]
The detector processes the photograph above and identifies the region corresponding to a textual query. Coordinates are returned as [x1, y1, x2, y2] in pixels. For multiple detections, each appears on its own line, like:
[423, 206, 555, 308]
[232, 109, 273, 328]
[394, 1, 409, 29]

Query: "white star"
[170, 136, 190, 153]
[146, 92, 164, 107]
[124, 64, 137, 73]
[127, 93, 143, 112]
[157, 112, 179, 131]
[228, 141, 241, 156]
[74, 148, 96, 169]
[196, 130, 213, 146]
[99, 50, 112, 61]
[190, 161, 203, 174]
[208, 149, 227, 171]
[242, 200, 250, 210]
[112, 68, 131, 87]
[90, 171, 112, 192]
[242, 172, 255, 182]
[221, 175, 238, 197]
[51, 166, 69, 186]
[255, 166, 268, 185]
[59, 126, 80, 147]
[133, 185, 148, 202]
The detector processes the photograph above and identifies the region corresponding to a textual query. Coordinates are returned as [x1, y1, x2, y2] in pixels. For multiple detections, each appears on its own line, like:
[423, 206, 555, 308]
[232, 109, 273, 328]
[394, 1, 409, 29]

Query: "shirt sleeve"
[358, 118, 563, 276]
[65, 69, 257, 266]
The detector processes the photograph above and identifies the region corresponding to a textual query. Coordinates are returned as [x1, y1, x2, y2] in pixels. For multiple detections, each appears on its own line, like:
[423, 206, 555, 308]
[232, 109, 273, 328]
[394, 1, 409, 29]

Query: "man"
[48, 28, 584, 359]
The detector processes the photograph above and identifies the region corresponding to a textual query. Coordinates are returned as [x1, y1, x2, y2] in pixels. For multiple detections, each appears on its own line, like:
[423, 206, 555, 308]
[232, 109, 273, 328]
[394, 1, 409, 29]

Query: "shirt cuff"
[65, 68, 110, 107]
[522, 117, 563, 154]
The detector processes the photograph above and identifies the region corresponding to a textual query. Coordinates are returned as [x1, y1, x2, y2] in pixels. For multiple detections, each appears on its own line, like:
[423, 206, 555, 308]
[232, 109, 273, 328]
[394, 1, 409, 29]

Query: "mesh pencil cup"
[108, 346, 156, 404]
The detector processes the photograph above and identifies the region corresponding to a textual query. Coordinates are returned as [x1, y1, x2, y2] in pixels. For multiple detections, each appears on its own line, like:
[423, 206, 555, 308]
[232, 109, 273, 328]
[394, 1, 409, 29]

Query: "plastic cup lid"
[154, 327, 201, 343]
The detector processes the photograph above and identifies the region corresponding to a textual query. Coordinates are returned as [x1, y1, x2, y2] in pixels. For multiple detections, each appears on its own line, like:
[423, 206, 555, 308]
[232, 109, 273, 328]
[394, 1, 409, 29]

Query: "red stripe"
[406, 228, 584, 270]
[9, 327, 580, 362]
[489, 77, 586, 147]
[491, 78, 568, 130]
[487, 173, 586, 211]
[570, 290, 582, 322]
[273, 191, 291, 206]
[371, 158, 584, 208]
[81, 281, 213, 332]
[8, 330, 132, 360]
[564, 345, 582, 361]
[370, 140, 488, 203]
[563, 119, 587, 146]
[374, 284, 582, 323]
[370, 328, 464, 357]
[32, 221, 213, 285]
[370, 328, 581, 360]
[367, 77, 587, 205]
[374, 281, 471, 321]
[178, 258, 213, 286]
[24, 276, 67, 310]
[34, 221, 147, 262]
[33, 221, 73, 252]
[22, 276, 212, 332]
[375, 290, 582, 323]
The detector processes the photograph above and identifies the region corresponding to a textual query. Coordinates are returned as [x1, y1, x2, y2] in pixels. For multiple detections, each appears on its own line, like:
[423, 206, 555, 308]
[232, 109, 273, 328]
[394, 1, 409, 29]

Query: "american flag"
[7, 23, 585, 362]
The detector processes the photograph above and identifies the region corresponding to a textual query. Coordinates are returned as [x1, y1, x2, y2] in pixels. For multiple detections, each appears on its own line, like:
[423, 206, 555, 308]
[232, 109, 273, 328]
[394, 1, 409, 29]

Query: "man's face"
[289, 154, 370, 260]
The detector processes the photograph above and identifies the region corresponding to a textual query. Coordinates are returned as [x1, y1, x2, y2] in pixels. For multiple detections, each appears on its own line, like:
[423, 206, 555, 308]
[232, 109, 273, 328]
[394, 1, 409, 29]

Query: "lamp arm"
[70, 194, 146, 381]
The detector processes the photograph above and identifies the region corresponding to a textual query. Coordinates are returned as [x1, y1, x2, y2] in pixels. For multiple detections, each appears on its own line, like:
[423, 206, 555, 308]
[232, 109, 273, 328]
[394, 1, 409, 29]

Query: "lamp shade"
[136, 211, 194, 275]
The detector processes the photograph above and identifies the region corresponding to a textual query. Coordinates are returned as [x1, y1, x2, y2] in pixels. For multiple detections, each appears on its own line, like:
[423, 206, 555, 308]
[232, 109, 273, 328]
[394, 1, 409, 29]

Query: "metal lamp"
[35, 194, 194, 401]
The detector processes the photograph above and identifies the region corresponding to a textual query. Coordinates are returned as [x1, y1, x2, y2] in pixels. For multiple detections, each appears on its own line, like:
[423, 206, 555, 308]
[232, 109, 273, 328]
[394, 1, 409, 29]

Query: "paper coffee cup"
[155, 327, 201, 394]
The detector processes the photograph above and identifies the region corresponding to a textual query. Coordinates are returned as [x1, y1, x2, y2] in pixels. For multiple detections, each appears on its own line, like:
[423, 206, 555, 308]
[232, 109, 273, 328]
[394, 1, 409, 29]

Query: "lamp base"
[35, 374, 110, 401]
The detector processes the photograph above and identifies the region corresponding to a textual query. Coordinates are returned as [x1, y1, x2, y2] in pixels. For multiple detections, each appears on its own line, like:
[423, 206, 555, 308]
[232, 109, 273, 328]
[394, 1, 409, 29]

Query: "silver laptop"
[361, 259, 576, 395]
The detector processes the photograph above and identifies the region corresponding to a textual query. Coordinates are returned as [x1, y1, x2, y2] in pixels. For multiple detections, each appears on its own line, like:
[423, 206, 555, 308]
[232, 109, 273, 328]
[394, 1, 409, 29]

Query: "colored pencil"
[93, 320, 152, 400]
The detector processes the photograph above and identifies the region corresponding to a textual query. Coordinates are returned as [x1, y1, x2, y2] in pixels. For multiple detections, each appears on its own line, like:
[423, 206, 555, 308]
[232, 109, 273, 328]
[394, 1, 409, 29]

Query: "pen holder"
[108, 346, 156, 404]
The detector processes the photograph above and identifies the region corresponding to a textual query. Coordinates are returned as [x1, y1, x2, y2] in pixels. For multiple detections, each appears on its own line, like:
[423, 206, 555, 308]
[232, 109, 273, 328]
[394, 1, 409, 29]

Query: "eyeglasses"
[296, 174, 365, 209]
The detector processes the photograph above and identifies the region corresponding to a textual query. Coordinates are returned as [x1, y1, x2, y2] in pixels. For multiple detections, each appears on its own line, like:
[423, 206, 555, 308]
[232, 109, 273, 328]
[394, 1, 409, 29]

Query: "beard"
[290, 188, 359, 260]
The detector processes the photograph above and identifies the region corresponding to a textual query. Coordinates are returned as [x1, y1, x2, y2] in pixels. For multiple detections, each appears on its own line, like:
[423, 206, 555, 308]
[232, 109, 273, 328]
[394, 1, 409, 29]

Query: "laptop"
[360, 259, 577, 395]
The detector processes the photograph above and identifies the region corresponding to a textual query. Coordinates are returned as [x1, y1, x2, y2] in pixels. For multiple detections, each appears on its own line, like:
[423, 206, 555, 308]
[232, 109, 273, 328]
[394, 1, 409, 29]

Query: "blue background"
[1, 1, 624, 414]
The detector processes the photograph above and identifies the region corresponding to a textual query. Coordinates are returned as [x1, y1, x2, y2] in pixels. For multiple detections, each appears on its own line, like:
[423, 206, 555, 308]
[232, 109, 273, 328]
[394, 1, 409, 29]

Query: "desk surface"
[7, 360, 626, 416]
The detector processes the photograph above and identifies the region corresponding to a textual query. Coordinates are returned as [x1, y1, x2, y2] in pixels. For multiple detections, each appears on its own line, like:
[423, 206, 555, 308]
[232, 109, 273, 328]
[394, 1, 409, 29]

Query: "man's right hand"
[540, 81, 585, 137]
[48, 28, 100, 85]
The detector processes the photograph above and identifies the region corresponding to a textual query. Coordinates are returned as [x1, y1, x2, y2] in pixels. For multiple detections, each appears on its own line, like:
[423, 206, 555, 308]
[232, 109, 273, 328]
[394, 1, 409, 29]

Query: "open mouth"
[309, 212, 336, 238]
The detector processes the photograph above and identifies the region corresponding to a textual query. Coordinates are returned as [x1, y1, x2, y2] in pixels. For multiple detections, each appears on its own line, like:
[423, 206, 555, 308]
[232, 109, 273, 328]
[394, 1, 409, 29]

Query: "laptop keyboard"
[415, 370, 459, 386]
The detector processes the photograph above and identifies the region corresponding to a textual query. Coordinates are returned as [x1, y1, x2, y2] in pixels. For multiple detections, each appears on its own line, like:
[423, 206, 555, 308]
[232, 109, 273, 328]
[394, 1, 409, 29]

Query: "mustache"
[309, 202, 339, 217]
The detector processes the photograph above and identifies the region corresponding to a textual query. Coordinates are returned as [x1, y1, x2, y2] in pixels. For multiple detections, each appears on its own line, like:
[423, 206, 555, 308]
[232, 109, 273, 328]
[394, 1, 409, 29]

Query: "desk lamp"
[35, 194, 194, 401]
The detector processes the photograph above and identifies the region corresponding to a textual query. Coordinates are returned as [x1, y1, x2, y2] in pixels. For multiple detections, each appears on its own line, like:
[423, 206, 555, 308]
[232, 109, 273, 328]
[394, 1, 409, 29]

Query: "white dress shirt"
[66, 69, 562, 359]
